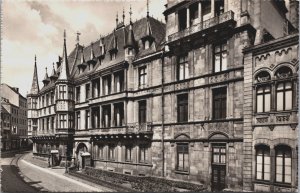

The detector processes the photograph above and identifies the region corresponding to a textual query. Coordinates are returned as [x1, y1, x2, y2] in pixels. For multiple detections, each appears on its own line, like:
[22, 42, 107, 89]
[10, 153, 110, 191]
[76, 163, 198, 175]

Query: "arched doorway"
[76, 143, 88, 169]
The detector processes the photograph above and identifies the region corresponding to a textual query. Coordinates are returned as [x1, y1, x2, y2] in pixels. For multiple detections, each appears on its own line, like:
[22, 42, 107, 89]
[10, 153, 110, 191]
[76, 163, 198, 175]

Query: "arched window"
[256, 145, 270, 181]
[276, 82, 293, 111]
[275, 66, 293, 79]
[257, 85, 271, 113]
[275, 145, 292, 184]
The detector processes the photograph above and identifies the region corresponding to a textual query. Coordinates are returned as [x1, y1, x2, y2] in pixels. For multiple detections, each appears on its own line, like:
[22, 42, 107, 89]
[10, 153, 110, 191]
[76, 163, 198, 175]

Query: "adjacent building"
[1, 83, 28, 150]
[29, 0, 298, 191]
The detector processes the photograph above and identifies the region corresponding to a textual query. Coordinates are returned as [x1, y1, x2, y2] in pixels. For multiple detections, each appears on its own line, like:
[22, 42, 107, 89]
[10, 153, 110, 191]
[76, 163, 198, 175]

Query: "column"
[111, 73, 114, 94]
[186, 7, 190, 28]
[111, 104, 114, 127]
[99, 105, 102, 128]
[99, 77, 103, 96]
[124, 101, 127, 126]
[124, 69, 127, 91]
[198, 2, 202, 23]
[211, 0, 215, 18]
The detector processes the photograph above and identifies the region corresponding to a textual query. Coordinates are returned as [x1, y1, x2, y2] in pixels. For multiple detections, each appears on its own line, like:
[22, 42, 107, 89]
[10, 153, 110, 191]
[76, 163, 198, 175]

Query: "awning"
[50, 150, 59, 154]
[81, 152, 91, 156]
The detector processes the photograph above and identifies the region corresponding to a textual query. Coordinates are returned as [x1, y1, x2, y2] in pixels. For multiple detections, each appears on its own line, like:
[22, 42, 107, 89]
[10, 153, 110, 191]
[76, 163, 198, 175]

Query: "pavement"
[2, 152, 114, 192]
[1, 153, 41, 193]
[19, 153, 114, 192]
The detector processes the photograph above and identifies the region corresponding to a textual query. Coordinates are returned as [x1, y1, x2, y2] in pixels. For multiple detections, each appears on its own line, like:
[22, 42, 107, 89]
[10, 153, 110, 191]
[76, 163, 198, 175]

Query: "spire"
[129, 5, 132, 23]
[116, 12, 119, 27]
[29, 55, 40, 94]
[122, 7, 125, 23]
[76, 31, 81, 45]
[43, 67, 50, 85]
[58, 29, 70, 80]
[146, 16, 152, 37]
[147, 0, 149, 18]
[50, 63, 57, 78]
[125, 11, 136, 49]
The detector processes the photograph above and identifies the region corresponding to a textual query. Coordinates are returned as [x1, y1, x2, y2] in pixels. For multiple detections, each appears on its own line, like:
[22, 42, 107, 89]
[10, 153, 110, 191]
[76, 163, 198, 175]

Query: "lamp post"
[47, 144, 51, 167]
[65, 142, 68, 173]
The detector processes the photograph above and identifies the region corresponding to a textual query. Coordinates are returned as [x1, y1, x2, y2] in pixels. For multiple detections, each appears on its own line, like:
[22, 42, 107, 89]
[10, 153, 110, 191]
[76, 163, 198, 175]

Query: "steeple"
[58, 30, 70, 80]
[122, 8, 125, 23]
[147, 0, 149, 18]
[116, 12, 119, 28]
[76, 31, 81, 45]
[42, 67, 50, 85]
[29, 55, 40, 94]
[50, 63, 58, 81]
[124, 6, 136, 49]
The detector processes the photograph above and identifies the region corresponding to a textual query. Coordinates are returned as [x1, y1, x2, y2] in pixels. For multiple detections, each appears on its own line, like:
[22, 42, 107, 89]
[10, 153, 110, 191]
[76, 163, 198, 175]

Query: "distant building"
[1, 84, 28, 150]
[29, 0, 298, 192]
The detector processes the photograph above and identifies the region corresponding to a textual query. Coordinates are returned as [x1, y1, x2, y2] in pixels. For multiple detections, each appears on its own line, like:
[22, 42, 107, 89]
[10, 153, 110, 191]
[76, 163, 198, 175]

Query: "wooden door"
[211, 144, 226, 191]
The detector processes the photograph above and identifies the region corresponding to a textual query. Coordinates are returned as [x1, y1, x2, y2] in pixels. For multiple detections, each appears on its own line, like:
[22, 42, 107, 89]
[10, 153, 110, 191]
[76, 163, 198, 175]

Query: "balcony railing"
[127, 122, 152, 133]
[168, 11, 235, 42]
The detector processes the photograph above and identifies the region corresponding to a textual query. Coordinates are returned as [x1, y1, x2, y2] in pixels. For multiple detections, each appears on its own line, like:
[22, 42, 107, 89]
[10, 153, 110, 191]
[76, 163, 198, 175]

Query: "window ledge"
[253, 180, 293, 188]
[174, 170, 189, 175]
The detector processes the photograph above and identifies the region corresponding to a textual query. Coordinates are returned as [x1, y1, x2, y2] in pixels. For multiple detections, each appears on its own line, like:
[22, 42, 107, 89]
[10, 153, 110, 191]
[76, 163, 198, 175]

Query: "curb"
[16, 153, 50, 192]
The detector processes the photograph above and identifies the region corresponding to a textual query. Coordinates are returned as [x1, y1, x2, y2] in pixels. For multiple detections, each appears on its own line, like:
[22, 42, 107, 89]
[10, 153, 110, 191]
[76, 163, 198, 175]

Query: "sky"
[1, 0, 166, 96]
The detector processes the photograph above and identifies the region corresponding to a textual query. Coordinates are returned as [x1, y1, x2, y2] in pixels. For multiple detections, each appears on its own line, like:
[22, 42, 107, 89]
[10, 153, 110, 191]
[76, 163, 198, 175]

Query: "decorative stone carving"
[276, 115, 290, 122]
[256, 117, 269, 123]
[210, 73, 229, 83]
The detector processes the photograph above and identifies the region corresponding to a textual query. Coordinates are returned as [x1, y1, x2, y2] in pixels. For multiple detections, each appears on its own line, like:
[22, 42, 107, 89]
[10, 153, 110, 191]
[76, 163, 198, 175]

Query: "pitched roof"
[39, 16, 165, 90]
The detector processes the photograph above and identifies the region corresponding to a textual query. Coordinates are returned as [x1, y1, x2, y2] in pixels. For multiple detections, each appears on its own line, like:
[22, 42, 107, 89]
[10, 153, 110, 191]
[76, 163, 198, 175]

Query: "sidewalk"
[19, 153, 114, 192]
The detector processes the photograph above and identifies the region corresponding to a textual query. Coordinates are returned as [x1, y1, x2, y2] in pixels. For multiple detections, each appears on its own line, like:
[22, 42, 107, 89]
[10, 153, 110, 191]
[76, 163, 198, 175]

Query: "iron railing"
[168, 11, 234, 42]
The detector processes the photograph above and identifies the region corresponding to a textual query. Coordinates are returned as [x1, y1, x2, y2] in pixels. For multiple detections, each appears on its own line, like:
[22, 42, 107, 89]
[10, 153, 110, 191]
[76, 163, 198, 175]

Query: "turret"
[42, 67, 50, 86]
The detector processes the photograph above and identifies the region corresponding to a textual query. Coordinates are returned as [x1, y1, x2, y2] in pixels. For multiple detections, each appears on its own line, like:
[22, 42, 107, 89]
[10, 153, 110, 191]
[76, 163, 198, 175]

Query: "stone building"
[243, 33, 298, 192]
[1, 83, 28, 150]
[29, 0, 298, 191]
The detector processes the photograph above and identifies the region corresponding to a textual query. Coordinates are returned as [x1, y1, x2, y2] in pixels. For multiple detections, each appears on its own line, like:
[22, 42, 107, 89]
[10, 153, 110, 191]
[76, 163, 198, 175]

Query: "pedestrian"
[77, 159, 80, 171]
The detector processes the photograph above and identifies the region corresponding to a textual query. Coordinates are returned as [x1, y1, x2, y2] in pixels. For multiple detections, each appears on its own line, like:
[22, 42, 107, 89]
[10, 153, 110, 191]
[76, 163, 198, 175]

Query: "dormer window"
[144, 40, 150, 49]
[128, 48, 133, 55]
[110, 52, 117, 60]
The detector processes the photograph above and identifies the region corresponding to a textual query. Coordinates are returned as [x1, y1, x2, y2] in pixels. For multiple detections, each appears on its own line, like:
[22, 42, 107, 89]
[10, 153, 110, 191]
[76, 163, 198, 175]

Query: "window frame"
[212, 87, 227, 120]
[275, 145, 292, 184]
[176, 143, 189, 172]
[213, 41, 228, 73]
[255, 145, 271, 181]
[276, 81, 293, 111]
[138, 66, 147, 88]
[177, 93, 188, 122]
[256, 85, 271, 113]
[177, 54, 189, 81]
[125, 145, 133, 162]
[138, 100, 147, 124]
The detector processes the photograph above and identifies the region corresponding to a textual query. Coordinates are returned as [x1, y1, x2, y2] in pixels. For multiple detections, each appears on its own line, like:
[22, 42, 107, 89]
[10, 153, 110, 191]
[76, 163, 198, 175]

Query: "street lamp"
[65, 142, 68, 173]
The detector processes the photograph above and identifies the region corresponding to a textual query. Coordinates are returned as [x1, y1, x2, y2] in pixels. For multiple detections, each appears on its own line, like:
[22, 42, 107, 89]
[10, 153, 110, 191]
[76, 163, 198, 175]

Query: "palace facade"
[28, 0, 299, 191]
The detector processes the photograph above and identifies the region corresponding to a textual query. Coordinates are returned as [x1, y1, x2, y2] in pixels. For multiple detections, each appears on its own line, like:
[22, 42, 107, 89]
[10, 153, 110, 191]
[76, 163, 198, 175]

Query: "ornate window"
[138, 100, 147, 124]
[256, 145, 270, 181]
[275, 145, 292, 184]
[213, 87, 227, 119]
[177, 94, 188, 122]
[138, 66, 147, 88]
[257, 86, 271, 113]
[76, 111, 80, 130]
[176, 143, 189, 172]
[276, 82, 293, 111]
[177, 54, 189, 81]
[214, 42, 228, 73]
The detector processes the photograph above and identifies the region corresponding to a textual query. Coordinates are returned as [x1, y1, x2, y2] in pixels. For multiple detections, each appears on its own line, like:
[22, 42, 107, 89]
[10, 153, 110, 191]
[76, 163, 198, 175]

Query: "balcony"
[86, 122, 153, 137]
[168, 11, 235, 43]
